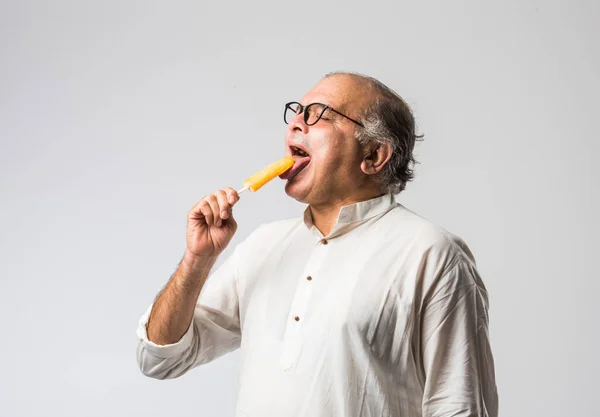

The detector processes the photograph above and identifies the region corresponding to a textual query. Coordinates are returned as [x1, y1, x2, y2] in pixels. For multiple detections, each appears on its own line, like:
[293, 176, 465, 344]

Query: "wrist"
[181, 250, 218, 273]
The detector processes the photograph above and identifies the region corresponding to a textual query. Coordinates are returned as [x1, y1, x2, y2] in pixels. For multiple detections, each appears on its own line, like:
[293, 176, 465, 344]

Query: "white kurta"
[137, 193, 498, 417]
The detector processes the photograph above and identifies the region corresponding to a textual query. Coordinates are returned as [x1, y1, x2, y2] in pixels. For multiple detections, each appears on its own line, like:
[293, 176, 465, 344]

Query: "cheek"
[313, 146, 343, 169]
[310, 151, 356, 184]
[307, 129, 359, 174]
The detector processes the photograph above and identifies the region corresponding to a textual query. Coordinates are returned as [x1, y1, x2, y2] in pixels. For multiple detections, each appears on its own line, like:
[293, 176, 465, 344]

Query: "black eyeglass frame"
[284, 101, 364, 128]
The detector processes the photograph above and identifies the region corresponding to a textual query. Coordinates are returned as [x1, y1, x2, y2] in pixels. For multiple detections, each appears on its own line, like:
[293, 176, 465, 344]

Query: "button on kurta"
[320, 239, 328, 245]
[294, 316, 300, 321]
[306, 276, 312, 281]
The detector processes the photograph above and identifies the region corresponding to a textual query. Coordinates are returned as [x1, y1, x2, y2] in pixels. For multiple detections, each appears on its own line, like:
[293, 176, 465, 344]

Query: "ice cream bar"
[239, 156, 294, 193]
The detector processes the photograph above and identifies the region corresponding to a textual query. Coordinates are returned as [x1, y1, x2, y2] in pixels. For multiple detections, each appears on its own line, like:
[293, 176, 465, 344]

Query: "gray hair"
[325, 72, 423, 194]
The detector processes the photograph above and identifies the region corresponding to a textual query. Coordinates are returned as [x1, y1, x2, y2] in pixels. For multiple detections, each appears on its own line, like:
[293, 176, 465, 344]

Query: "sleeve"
[136, 244, 243, 380]
[420, 258, 499, 417]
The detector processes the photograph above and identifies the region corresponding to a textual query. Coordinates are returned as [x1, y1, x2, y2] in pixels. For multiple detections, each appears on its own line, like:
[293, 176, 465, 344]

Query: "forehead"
[300, 75, 371, 112]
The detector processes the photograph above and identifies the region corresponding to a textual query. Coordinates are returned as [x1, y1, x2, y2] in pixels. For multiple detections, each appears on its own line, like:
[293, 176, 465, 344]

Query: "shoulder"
[386, 203, 476, 265]
[385, 205, 489, 305]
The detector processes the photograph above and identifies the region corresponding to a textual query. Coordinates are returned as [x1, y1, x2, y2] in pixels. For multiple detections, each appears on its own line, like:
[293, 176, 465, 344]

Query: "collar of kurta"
[302, 193, 398, 239]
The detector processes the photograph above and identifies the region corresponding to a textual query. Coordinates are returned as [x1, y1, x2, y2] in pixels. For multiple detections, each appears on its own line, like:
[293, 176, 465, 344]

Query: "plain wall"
[1, 1, 598, 416]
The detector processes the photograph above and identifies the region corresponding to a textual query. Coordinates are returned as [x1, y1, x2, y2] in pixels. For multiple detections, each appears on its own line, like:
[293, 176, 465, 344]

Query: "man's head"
[283, 72, 422, 206]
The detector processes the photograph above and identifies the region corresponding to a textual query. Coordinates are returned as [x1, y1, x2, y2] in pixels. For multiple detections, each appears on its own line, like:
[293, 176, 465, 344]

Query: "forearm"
[146, 250, 219, 345]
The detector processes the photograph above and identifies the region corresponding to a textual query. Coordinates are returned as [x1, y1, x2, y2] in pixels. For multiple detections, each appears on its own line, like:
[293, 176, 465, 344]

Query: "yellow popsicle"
[242, 156, 294, 192]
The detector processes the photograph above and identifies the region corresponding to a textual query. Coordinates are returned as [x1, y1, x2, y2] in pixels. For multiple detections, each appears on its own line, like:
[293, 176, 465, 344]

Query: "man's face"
[283, 75, 371, 206]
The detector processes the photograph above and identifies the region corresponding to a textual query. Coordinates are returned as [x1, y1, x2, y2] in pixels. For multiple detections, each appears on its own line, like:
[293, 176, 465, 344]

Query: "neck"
[309, 187, 386, 237]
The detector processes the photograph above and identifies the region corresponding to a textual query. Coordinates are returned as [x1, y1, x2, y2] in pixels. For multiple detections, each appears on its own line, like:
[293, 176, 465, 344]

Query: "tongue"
[279, 157, 310, 180]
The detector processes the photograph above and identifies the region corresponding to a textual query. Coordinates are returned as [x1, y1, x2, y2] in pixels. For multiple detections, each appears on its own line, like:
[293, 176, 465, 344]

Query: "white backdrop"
[1, 1, 598, 416]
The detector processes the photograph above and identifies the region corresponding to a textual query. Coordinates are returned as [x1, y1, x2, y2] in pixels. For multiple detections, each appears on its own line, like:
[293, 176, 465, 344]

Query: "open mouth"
[280, 146, 311, 180]
[291, 146, 309, 158]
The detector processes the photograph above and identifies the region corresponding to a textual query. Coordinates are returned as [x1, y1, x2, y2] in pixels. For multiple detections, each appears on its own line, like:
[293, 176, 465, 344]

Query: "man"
[136, 72, 499, 417]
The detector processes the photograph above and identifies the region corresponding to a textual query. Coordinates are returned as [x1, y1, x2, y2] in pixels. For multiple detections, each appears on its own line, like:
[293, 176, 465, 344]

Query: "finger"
[189, 197, 206, 216]
[223, 187, 240, 205]
[205, 195, 222, 227]
[199, 199, 214, 226]
[189, 198, 207, 219]
[215, 190, 230, 220]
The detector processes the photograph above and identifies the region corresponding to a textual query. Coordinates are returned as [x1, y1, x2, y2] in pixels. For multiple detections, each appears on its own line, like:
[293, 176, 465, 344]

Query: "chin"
[284, 180, 311, 204]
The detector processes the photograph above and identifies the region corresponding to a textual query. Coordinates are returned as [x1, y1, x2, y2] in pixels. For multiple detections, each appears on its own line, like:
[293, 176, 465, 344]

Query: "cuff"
[136, 304, 195, 359]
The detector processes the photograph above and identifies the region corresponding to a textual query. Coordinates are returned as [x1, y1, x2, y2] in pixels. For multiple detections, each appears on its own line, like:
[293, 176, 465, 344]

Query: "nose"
[287, 111, 309, 135]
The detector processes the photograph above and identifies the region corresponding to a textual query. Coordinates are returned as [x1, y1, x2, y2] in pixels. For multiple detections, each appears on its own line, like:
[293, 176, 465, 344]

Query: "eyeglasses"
[284, 101, 364, 128]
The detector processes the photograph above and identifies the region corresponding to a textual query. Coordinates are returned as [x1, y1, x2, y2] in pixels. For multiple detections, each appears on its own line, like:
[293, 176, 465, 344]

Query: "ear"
[360, 142, 392, 175]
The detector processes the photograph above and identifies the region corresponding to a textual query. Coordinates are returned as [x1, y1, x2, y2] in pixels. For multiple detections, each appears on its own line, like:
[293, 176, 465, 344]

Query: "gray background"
[1, 1, 598, 416]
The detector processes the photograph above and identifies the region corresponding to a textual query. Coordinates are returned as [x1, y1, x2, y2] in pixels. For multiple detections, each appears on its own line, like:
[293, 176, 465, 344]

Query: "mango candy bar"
[239, 156, 294, 193]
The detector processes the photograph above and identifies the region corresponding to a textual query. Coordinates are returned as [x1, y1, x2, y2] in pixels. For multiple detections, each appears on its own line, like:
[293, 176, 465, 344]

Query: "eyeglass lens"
[285, 102, 327, 126]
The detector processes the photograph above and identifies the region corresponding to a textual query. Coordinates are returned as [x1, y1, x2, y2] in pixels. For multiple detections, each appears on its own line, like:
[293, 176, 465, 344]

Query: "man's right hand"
[186, 187, 241, 258]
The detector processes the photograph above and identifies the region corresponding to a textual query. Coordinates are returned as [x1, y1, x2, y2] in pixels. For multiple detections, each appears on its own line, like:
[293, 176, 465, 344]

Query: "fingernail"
[221, 211, 228, 218]
[228, 196, 234, 204]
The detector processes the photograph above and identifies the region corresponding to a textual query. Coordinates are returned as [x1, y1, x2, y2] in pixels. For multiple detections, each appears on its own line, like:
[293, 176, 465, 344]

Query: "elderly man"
[136, 72, 499, 417]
